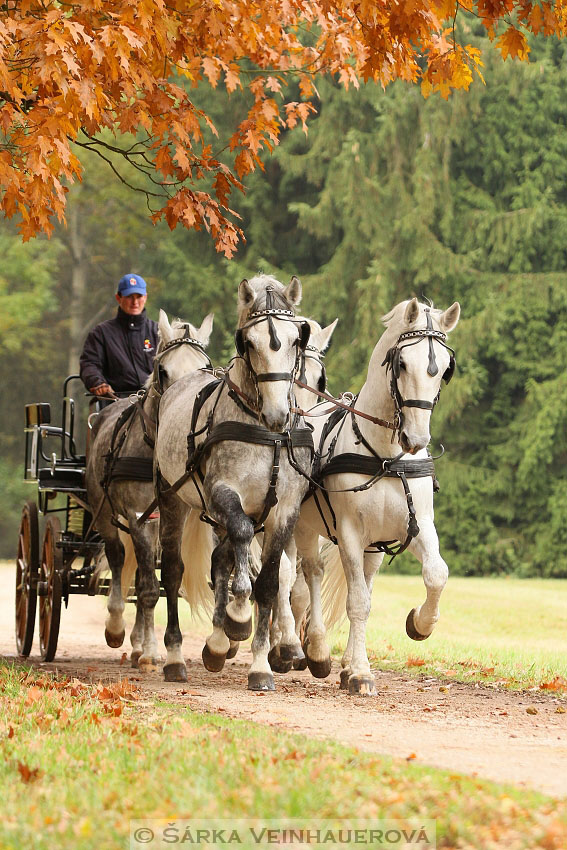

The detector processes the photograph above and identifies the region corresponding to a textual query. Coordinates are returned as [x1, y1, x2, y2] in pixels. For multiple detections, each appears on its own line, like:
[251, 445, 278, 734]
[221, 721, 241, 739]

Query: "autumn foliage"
[0, 1, 565, 253]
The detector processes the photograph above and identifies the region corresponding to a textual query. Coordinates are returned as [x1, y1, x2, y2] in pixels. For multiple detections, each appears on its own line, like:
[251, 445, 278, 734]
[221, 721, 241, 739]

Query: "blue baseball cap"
[117, 273, 147, 296]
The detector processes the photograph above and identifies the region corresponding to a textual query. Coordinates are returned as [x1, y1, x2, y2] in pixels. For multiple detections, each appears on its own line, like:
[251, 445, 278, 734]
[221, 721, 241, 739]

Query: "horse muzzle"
[400, 429, 429, 455]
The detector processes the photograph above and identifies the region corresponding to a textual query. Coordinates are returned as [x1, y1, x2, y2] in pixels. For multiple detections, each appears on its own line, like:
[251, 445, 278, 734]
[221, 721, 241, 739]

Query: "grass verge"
[326, 575, 567, 691]
[0, 662, 566, 850]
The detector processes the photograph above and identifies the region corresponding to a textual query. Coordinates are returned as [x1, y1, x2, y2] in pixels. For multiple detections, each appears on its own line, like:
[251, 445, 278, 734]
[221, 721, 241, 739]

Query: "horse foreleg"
[128, 517, 160, 672]
[202, 536, 233, 672]
[159, 493, 189, 682]
[209, 484, 254, 644]
[102, 530, 126, 648]
[336, 524, 376, 695]
[406, 519, 448, 641]
[295, 523, 331, 679]
[339, 550, 383, 691]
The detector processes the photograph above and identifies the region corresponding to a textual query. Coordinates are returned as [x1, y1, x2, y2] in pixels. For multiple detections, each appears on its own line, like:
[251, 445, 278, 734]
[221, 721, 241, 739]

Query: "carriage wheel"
[15, 501, 39, 656]
[38, 516, 63, 662]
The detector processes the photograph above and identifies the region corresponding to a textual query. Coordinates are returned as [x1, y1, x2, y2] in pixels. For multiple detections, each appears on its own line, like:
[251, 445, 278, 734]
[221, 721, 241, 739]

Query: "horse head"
[295, 318, 338, 410]
[381, 298, 460, 454]
[153, 310, 214, 392]
[236, 274, 309, 431]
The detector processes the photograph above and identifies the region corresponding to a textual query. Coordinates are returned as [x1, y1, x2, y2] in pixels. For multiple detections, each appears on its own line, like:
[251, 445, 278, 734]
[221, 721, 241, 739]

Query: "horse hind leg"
[160, 493, 190, 682]
[296, 525, 332, 680]
[268, 546, 304, 674]
[249, 514, 299, 692]
[129, 572, 144, 667]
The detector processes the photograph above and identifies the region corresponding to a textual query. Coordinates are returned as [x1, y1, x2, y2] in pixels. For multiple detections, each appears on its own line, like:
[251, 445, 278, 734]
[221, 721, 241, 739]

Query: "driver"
[79, 274, 159, 398]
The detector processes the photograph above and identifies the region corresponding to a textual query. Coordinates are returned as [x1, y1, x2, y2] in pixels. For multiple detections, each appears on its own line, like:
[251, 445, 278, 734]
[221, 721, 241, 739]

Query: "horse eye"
[399, 358, 406, 371]
[247, 341, 255, 351]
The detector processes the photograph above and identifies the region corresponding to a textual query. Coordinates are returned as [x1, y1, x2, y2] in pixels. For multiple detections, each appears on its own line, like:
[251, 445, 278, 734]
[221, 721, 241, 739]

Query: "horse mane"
[238, 274, 296, 325]
[381, 299, 444, 331]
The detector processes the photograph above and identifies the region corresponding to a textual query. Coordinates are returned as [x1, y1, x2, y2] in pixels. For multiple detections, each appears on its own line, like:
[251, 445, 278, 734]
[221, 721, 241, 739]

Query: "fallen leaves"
[540, 677, 567, 693]
[17, 761, 43, 783]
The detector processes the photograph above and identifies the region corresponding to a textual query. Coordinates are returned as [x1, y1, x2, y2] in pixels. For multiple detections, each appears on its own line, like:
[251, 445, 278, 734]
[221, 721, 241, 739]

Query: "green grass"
[326, 575, 567, 689]
[0, 662, 565, 850]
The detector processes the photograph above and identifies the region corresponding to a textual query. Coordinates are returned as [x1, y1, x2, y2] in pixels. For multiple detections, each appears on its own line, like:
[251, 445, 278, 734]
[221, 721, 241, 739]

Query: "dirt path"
[3, 571, 566, 799]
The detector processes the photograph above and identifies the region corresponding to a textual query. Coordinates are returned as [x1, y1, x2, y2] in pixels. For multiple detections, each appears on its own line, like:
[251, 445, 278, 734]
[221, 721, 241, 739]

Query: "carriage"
[15, 375, 111, 662]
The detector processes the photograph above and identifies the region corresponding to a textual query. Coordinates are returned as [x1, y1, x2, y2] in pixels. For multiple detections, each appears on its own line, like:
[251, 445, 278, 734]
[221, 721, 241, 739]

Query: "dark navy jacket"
[79, 308, 159, 393]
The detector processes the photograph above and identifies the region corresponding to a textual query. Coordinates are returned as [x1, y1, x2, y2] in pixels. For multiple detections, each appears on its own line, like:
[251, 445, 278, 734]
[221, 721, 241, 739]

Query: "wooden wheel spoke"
[14, 501, 39, 657]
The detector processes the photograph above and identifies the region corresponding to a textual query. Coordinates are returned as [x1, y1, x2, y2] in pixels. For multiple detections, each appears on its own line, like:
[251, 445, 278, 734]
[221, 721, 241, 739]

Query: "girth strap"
[107, 456, 154, 482]
[319, 453, 435, 480]
[199, 421, 314, 455]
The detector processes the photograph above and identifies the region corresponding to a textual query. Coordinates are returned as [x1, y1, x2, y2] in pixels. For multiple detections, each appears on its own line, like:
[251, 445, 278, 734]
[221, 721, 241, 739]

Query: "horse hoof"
[138, 656, 160, 673]
[202, 644, 226, 673]
[224, 612, 252, 642]
[348, 675, 376, 696]
[280, 644, 304, 663]
[226, 643, 239, 660]
[163, 663, 187, 682]
[105, 628, 125, 649]
[267, 647, 293, 674]
[293, 656, 308, 671]
[339, 669, 350, 690]
[248, 671, 275, 691]
[306, 655, 332, 679]
[405, 608, 431, 641]
[130, 650, 142, 668]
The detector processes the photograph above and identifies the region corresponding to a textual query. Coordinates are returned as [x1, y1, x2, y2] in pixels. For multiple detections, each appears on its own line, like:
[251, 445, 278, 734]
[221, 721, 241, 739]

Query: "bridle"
[297, 343, 327, 394]
[151, 323, 212, 396]
[233, 286, 311, 417]
[381, 308, 456, 439]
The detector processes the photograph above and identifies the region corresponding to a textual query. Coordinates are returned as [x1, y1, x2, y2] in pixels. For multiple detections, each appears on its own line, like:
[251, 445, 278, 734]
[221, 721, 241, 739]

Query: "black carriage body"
[18, 377, 112, 661]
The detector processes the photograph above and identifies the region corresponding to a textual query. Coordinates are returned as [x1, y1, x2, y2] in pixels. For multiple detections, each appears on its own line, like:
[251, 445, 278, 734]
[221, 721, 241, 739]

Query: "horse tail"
[120, 530, 138, 600]
[321, 542, 348, 631]
[179, 510, 214, 617]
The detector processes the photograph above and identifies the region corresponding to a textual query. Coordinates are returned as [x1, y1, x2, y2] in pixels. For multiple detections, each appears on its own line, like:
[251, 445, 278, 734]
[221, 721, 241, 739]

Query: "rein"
[292, 379, 397, 431]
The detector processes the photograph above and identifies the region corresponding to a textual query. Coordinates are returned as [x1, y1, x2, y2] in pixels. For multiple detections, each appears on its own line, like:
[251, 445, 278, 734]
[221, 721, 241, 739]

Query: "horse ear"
[238, 279, 255, 309]
[196, 313, 214, 346]
[311, 318, 338, 354]
[403, 298, 420, 326]
[284, 275, 302, 307]
[158, 309, 173, 343]
[440, 302, 461, 333]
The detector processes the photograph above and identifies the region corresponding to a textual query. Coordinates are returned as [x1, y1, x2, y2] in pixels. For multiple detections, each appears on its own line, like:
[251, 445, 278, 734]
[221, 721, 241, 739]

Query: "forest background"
[2, 21, 567, 576]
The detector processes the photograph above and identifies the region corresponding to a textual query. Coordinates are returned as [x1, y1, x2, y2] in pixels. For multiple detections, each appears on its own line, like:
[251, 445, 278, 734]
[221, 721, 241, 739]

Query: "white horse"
[293, 298, 460, 694]
[266, 317, 338, 672]
[154, 274, 314, 690]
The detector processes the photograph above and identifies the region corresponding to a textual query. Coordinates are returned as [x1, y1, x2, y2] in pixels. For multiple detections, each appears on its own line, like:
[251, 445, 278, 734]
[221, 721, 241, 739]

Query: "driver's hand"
[90, 383, 116, 398]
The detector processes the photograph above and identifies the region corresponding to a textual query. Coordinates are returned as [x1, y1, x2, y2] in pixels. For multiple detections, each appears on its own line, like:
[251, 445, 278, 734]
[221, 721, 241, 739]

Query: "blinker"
[425, 308, 438, 377]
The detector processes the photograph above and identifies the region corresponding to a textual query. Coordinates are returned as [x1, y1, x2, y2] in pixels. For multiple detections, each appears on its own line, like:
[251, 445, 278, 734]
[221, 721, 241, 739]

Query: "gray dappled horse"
[85, 310, 213, 670]
[155, 274, 314, 690]
[292, 298, 460, 694]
